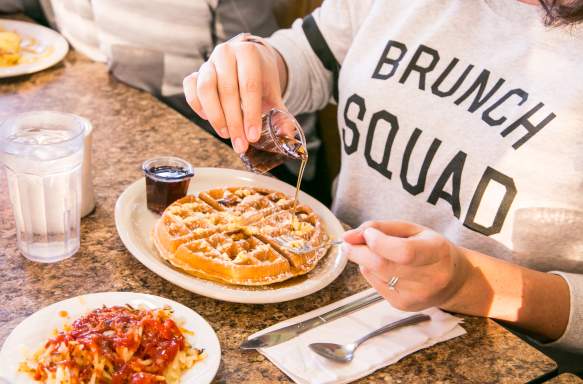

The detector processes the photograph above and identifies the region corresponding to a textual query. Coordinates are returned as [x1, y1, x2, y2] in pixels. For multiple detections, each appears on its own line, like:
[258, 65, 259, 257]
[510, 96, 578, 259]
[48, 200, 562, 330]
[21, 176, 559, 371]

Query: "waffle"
[153, 187, 330, 285]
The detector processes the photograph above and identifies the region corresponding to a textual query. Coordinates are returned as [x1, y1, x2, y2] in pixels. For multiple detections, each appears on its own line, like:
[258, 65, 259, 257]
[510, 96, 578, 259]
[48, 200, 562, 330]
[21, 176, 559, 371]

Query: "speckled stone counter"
[546, 374, 583, 384]
[0, 48, 558, 383]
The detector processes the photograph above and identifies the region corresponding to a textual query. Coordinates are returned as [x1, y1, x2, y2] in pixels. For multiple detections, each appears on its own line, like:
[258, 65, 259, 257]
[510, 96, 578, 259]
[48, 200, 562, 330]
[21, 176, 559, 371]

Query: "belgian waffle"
[153, 187, 330, 285]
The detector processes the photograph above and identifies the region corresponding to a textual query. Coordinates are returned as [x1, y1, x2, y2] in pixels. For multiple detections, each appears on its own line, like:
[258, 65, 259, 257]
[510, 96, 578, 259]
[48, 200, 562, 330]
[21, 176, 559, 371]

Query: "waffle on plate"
[153, 187, 330, 286]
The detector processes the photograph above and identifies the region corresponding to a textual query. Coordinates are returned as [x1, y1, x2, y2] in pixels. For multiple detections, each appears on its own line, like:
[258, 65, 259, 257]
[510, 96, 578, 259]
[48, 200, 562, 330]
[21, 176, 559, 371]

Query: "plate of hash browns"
[114, 168, 347, 304]
[0, 292, 221, 384]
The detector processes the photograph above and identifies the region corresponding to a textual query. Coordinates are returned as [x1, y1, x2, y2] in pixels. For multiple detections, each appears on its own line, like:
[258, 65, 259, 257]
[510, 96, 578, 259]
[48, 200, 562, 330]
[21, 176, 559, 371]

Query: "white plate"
[115, 167, 347, 304]
[0, 292, 221, 384]
[0, 20, 68, 78]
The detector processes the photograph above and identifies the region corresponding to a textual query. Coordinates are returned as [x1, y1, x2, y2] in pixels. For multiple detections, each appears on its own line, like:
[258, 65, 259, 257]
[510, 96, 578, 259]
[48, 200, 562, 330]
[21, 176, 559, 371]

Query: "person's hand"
[183, 34, 288, 154]
[343, 221, 471, 311]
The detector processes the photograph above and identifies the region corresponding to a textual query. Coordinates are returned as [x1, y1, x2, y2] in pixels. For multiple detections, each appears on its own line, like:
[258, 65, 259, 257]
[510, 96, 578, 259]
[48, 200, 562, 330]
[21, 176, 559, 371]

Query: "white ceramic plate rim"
[0, 20, 69, 78]
[114, 167, 347, 304]
[0, 292, 221, 384]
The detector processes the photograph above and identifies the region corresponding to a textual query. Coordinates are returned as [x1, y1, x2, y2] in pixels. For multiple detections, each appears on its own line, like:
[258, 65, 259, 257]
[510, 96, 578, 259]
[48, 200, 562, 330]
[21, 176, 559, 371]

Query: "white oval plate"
[115, 167, 347, 304]
[0, 292, 221, 384]
[0, 20, 68, 78]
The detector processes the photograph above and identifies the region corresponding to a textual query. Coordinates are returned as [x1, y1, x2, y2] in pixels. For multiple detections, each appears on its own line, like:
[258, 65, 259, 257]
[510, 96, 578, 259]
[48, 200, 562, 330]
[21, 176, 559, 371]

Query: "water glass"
[0, 111, 86, 263]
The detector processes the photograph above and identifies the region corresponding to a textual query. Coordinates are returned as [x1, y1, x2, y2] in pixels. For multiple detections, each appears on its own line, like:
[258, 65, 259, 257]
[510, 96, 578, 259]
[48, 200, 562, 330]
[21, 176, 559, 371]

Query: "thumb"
[264, 92, 286, 111]
[343, 227, 365, 245]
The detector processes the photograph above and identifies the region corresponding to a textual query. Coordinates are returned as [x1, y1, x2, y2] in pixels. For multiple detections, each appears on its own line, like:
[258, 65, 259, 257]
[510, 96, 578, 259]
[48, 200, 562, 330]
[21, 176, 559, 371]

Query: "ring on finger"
[387, 276, 400, 291]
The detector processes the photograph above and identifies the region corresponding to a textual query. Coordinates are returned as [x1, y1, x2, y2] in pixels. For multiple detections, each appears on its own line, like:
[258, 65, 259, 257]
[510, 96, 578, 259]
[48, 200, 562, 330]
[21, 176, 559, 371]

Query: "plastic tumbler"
[239, 109, 307, 174]
[0, 111, 86, 262]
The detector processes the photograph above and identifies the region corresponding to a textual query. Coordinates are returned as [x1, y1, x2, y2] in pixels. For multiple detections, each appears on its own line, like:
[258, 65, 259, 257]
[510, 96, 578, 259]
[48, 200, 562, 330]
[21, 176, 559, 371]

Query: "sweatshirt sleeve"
[267, 0, 373, 116]
[546, 272, 583, 352]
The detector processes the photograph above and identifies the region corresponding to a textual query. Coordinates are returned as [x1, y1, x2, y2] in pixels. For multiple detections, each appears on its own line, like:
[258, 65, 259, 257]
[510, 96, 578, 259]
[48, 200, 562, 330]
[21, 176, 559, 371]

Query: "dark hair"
[539, 0, 583, 25]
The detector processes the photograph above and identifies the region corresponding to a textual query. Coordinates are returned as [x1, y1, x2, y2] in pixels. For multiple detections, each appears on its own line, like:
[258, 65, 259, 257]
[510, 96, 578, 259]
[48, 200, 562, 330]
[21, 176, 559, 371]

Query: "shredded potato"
[19, 305, 205, 384]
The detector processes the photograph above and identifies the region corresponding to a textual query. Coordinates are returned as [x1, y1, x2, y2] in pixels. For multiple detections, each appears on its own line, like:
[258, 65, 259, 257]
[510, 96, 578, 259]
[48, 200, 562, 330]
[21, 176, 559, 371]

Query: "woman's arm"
[442, 247, 569, 341]
[343, 221, 573, 344]
[267, 0, 373, 115]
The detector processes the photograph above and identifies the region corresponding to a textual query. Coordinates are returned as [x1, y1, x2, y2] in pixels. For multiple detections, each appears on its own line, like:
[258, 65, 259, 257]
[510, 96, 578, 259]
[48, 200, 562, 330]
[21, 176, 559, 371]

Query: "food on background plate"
[0, 29, 21, 66]
[153, 186, 330, 286]
[19, 305, 205, 384]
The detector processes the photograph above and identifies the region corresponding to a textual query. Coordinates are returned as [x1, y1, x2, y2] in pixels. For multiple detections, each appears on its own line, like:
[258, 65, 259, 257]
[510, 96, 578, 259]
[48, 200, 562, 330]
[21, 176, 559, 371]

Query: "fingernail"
[183, 88, 192, 103]
[340, 243, 351, 256]
[363, 227, 380, 241]
[247, 126, 259, 142]
[344, 228, 359, 236]
[233, 137, 246, 153]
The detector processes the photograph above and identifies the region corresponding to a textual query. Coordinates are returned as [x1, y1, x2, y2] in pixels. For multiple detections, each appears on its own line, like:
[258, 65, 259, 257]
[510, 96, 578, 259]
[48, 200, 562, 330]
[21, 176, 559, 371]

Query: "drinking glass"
[240, 109, 307, 174]
[0, 111, 86, 262]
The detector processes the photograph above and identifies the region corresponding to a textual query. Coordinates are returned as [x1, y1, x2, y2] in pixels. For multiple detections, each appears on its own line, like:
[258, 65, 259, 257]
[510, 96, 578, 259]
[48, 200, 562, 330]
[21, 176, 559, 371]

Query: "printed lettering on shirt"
[343, 95, 518, 236]
[371, 39, 556, 149]
[340, 39, 556, 236]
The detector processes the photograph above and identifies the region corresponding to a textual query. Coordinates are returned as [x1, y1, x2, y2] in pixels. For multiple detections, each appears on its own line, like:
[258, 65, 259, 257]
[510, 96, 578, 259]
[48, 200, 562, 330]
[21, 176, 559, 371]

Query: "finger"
[360, 267, 427, 312]
[212, 44, 246, 153]
[343, 220, 425, 245]
[234, 43, 263, 143]
[351, 243, 439, 286]
[262, 77, 286, 111]
[347, 244, 429, 287]
[197, 62, 229, 138]
[359, 265, 399, 302]
[183, 73, 207, 120]
[344, 244, 395, 278]
[255, 44, 286, 111]
[362, 227, 441, 266]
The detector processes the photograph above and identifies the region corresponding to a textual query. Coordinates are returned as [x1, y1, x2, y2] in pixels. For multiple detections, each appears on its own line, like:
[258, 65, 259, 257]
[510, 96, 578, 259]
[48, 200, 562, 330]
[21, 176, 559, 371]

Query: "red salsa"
[37, 306, 186, 384]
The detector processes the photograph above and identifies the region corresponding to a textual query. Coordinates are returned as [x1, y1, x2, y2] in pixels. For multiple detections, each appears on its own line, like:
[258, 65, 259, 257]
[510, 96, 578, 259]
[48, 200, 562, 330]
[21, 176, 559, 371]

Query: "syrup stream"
[291, 154, 308, 231]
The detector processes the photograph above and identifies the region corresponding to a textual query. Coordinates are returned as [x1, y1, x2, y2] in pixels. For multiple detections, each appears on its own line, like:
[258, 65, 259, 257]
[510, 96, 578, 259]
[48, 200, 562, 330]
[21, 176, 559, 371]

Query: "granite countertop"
[0, 47, 559, 383]
[546, 374, 583, 384]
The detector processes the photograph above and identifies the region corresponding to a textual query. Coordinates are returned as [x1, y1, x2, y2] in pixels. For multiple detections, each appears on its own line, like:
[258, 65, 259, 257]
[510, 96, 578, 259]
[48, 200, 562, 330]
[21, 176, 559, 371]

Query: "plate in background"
[0, 20, 68, 78]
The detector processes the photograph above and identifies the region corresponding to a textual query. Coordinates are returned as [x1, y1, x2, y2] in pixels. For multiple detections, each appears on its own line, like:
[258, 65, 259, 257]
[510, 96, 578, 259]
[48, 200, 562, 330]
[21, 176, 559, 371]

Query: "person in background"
[0, 0, 323, 196]
[183, 0, 583, 374]
[0, 0, 275, 122]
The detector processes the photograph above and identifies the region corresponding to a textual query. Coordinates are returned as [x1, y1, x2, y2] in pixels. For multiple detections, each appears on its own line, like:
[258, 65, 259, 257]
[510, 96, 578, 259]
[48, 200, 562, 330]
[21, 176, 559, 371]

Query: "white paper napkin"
[251, 288, 466, 384]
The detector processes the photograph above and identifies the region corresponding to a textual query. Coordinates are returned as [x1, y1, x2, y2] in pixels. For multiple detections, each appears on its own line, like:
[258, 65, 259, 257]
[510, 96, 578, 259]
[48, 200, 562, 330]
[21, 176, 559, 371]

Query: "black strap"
[301, 14, 340, 102]
[22, 0, 50, 27]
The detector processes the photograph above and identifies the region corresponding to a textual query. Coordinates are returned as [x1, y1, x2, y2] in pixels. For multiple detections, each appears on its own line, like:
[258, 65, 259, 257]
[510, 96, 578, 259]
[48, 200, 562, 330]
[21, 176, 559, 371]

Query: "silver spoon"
[309, 313, 431, 363]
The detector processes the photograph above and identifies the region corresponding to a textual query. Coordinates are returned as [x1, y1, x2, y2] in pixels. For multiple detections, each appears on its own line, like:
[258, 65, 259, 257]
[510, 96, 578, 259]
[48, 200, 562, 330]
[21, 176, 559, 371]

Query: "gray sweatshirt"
[268, 0, 583, 352]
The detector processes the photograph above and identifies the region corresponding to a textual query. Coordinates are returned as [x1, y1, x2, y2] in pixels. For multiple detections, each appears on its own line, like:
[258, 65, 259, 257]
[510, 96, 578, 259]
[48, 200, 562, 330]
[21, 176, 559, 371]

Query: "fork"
[275, 235, 343, 254]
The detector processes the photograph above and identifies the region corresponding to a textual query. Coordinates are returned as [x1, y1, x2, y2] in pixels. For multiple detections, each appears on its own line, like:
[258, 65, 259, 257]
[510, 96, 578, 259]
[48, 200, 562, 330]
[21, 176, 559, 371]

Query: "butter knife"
[240, 291, 383, 349]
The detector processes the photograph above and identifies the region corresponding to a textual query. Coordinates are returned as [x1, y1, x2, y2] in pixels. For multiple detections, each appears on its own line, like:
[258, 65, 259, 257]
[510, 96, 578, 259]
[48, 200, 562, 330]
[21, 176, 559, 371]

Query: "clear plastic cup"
[0, 111, 86, 263]
[142, 156, 194, 214]
[240, 109, 307, 174]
